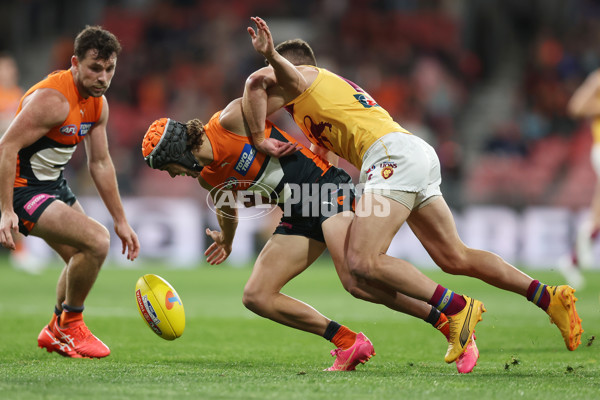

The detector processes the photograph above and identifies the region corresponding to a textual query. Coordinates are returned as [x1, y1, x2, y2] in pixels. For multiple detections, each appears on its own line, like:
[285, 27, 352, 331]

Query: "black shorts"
[10, 178, 76, 235]
[273, 167, 355, 242]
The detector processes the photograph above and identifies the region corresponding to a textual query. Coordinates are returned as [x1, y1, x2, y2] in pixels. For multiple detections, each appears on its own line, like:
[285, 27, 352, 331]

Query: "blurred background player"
[0, 26, 140, 358]
[0, 52, 45, 273]
[0, 53, 21, 134]
[243, 16, 583, 357]
[559, 68, 600, 289]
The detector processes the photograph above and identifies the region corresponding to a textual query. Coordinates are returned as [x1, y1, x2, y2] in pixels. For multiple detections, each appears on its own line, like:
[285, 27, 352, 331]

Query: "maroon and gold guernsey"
[200, 110, 330, 202]
[14, 69, 103, 187]
[286, 67, 410, 170]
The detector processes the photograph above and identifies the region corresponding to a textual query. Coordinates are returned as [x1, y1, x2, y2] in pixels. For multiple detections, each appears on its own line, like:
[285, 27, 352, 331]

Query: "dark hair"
[271, 39, 317, 66]
[186, 118, 206, 149]
[74, 25, 122, 60]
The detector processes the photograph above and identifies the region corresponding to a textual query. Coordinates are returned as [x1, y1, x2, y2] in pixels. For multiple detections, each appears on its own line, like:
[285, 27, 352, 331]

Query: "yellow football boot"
[546, 285, 583, 351]
[445, 296, 486, 363]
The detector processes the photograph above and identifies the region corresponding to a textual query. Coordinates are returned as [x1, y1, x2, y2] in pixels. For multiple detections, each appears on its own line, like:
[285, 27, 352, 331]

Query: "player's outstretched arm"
[244, 17, 304, 158]
[85, 100, 140, 261]
[201, 178, 236, 265]
[247, 16, 306, 98]
[242, 70, 299, 158]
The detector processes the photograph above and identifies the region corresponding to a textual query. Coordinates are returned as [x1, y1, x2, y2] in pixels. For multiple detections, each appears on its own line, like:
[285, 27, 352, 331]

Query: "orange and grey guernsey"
[201, 111, 330, 201]
[14, 69, 103, 187]
[285, 67, 410, 169]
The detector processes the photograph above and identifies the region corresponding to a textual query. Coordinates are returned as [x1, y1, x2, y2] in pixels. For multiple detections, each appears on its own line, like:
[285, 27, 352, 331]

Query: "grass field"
[0, 256, 598, 400]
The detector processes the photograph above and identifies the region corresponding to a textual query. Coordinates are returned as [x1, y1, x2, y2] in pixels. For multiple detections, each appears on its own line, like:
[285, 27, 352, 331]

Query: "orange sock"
[331, 326, 357, 350]
[48, 312, 57, 327]
[434, 313, 450, 340]
[60, 310, 83, 327]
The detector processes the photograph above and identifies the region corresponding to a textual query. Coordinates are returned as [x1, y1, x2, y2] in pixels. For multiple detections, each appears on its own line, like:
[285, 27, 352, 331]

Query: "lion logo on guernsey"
[381, 166, 394, 179]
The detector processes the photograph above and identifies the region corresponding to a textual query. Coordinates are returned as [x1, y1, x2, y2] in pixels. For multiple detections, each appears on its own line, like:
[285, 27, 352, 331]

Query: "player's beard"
[87, 84, 108, 98]
[78, 80, 108, 98]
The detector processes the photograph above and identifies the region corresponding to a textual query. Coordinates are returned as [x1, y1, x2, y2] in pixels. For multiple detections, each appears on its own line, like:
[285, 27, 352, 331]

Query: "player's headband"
[142, 118, 202, 172]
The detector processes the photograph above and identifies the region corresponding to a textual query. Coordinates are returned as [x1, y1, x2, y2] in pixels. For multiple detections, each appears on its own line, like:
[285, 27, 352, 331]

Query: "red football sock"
[526, 280, 550, 311]
[428, 285, 467, 316]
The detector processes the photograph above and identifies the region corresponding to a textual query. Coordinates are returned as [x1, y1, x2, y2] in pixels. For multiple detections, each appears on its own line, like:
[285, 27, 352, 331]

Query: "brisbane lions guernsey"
[14, 69, 103, 187]
[285, 67, 410, 170]
[200, 111, 330, 202]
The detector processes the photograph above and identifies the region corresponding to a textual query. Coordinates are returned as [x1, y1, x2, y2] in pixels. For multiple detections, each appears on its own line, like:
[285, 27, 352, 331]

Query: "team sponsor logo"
[234, 144, 256, 176]
[59, 124, 78, 136]
[381, 166, 394, 179]
[136, 289, 162, 335]
[79, 122, 93, 137]
[353, 93, 379, 108]
[165, 290, 181, 310]
[24, 193, 55, 216]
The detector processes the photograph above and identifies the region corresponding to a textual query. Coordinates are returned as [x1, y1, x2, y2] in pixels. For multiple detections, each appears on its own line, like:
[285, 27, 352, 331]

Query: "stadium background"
[0, 0, 598, 269]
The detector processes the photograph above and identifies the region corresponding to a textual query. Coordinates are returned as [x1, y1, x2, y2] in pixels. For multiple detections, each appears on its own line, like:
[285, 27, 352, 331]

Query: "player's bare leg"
[409, 196, 582, 351]
[407, 197, 533, 294]
[346, 193, 484, 362]
[244, 233, 375, 371]
[323, 211, 434, 319]
[33, 200, 111, 358]
[346, 193, 438, 300]
[243, 234, 330, 334]
[324, 210, 480, 372]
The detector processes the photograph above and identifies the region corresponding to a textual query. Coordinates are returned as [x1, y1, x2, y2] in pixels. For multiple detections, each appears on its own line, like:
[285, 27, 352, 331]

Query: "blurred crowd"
[1, 0, 599, 209]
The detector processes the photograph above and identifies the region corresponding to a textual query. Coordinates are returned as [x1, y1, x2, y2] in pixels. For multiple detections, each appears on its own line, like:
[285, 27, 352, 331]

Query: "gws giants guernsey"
[14, 69, 103, 187]
[200, 111, 330, 202]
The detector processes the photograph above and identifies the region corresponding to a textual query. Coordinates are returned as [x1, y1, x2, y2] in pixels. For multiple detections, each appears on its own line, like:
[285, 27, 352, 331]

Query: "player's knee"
[435, 247, 470, 274]
[345, 281, 366, 300]
[241, 285, 266, 313]
[88, 224, 110, 262]
[346, 250, 376, 280]
[337, 274, 356, 295]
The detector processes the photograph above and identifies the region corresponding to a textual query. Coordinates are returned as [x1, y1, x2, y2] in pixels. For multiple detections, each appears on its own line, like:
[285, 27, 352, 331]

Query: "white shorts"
[359, 132, 442, 209]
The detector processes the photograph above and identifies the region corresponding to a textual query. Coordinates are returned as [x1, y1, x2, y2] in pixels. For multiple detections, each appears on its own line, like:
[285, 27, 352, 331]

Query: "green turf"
[0, 256, 598, 400]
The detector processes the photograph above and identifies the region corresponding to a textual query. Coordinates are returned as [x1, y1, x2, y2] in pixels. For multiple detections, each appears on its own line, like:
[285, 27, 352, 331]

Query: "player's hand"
[255, 137, 300, 158]
[248, 16, 275, 58]
[204, 228, 232, 265]
[0, 211, 19, 250]
[114, 221, 140, 261]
